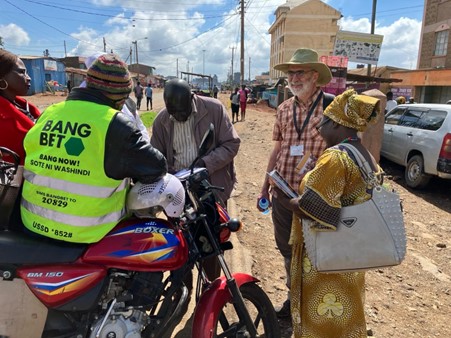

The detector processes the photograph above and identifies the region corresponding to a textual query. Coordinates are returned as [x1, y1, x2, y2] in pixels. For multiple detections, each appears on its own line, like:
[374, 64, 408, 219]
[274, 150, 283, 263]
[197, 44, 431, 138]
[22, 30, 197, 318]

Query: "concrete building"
[391, 0, 451, 103]
[268, 0, 341, 81]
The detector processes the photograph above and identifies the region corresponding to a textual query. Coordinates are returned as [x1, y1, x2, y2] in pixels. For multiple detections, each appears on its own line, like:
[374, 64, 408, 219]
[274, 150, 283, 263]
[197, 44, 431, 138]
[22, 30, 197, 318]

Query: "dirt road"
[27, 90, 451, 337]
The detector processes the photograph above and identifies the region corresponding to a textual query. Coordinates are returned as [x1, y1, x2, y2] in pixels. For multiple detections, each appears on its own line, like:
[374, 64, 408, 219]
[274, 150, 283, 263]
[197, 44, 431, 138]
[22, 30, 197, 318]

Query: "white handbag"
[302, 144, 407, 273]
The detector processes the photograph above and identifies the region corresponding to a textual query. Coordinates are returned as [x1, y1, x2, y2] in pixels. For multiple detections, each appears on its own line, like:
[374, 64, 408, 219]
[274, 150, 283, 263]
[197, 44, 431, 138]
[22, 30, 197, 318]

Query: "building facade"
[391, 0, 451, 103]
[268, 0, 341, 81]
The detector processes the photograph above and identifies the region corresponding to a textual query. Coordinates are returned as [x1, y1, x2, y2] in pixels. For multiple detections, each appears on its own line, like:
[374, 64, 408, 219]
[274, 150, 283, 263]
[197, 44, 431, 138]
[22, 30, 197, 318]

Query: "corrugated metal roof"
[65, 67, 87, 75]
[18, 55, 46, 60]
[347, 66, 407, 77]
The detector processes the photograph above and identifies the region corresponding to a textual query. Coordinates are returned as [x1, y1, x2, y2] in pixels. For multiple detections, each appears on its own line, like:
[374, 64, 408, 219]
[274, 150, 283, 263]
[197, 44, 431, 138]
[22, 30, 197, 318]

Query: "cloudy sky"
[0, 0, 424, 81]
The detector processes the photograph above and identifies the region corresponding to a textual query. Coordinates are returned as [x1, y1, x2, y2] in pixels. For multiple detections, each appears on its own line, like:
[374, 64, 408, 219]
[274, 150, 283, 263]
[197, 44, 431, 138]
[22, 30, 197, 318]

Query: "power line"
[4, 0, 83, 41]
[348, 4, 424, 18]
[25, 0, 238, 13]
[23, 0, 235, 21]
[142, 12, 239, 53]
[245, 15, 270, 46]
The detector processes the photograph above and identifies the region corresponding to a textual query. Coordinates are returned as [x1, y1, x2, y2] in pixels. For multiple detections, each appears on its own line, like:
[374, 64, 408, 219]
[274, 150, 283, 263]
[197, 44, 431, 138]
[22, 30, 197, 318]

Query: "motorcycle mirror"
[189, 123, 215, 172]
[198, 123, 215, 158]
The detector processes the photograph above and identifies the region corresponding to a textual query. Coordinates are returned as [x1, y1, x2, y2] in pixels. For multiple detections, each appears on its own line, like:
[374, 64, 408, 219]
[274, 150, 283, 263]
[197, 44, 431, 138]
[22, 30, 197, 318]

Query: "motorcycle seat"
[0, 231, 87, 265]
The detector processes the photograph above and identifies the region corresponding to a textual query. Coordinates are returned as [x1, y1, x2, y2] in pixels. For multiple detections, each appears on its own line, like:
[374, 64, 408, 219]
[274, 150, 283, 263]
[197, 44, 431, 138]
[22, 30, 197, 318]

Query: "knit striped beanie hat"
[86, 53, 132, 109]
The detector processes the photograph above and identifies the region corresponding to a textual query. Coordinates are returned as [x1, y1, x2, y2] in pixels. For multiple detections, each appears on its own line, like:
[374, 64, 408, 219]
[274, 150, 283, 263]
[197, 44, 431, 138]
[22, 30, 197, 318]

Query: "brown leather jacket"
[151, 95, 240, 202]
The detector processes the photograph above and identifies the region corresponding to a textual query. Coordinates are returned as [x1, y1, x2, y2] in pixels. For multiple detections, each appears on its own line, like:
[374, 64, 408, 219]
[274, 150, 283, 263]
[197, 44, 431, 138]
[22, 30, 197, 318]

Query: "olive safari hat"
[274, 48, 332, 86]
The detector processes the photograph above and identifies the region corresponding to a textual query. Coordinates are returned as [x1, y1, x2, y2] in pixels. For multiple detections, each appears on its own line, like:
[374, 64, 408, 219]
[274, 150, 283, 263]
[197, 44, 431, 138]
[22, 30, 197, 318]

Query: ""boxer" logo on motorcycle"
[134, 226, 174, 235]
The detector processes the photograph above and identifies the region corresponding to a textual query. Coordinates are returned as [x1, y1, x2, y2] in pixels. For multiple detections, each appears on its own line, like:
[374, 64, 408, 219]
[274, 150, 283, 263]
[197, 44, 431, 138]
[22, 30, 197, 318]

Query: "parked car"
[381, 104, 451, 188]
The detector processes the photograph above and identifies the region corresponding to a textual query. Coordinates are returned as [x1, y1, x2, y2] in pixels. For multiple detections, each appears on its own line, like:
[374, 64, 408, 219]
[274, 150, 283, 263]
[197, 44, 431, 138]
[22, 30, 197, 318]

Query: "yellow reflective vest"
[21, 100, 128, 243]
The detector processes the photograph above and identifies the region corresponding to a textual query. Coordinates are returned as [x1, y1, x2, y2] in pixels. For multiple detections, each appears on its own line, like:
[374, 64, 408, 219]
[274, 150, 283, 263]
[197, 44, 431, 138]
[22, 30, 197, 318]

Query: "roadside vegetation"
[140, 111, 157, 128]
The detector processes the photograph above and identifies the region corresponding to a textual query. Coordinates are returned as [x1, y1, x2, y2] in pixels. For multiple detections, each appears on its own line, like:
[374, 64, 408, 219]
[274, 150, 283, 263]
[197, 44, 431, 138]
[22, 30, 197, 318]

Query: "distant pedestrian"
[145, 83, 153, 110]
[213, 85, 219, 99]
[134, 81, 144, 110]
[396, 96, 406, 105]
[230, 87, 240, 123]
[66, 79, 72, 93]
[238, 85, 249, 121]
[386, 91, 397, 113]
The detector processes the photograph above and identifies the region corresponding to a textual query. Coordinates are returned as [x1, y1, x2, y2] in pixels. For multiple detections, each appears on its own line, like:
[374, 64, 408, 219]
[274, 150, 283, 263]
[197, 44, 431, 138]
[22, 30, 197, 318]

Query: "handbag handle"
[339, 143, 380, 187]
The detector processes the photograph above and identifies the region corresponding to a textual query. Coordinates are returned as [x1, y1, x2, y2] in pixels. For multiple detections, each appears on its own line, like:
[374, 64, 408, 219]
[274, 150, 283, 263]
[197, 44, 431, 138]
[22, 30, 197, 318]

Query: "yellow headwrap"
[396, 96, 406, 104]
[324, 88, 380, 132]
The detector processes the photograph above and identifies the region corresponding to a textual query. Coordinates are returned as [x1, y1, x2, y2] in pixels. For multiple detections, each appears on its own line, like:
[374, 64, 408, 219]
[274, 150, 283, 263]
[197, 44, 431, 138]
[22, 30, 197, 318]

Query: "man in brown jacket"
[151, 79, 240, 204]
[151, 78, 240, 281]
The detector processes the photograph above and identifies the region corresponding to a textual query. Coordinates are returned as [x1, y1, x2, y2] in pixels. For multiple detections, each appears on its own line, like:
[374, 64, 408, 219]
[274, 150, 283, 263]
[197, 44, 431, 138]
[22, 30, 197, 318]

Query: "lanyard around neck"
[292, 91, 323, 141]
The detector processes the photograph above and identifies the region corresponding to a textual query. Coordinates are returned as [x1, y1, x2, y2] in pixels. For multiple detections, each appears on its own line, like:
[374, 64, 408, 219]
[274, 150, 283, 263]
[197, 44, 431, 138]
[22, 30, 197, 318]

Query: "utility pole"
[103, 37, 106, 53]
[202, 49, 206, 89]
[249, 56, 251, 82]
[64, 40, 67, 57]
[240, 0, 245, 85]
[230, 46, 235, 85]
[176, 58, 179, 78]
[129, 47, 133, 65]
[132, 41, 139, 65]
[367, 0, 377, 81]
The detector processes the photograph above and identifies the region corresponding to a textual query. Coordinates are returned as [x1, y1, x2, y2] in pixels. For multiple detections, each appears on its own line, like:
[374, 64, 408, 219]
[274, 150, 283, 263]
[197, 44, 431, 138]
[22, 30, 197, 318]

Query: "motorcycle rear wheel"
[213, 283, 280, 338]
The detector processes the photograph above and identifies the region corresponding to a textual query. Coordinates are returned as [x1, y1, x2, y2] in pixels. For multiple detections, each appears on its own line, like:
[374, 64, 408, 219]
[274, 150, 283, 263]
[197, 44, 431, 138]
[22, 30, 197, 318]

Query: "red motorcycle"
[0, 130, 280, 338]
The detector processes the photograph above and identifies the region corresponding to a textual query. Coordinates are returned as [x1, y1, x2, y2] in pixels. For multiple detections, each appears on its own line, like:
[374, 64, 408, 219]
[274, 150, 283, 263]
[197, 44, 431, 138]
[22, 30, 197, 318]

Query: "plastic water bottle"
[258, 197, 270, 215]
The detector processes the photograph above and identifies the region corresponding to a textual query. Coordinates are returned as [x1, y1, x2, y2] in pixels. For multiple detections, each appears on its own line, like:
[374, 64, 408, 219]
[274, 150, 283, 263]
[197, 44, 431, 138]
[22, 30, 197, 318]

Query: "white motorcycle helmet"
[127, 173, 185, 218]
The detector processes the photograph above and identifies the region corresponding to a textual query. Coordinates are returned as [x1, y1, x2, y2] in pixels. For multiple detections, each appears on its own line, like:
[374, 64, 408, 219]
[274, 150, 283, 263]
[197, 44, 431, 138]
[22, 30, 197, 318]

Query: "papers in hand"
[267, 170, 299, 198]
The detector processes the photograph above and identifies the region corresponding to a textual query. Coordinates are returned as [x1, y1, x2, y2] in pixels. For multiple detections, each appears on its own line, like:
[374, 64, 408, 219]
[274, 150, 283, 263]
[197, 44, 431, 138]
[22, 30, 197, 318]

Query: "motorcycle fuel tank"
[83, 218, 188, 271]
[18, 265, 107, 308]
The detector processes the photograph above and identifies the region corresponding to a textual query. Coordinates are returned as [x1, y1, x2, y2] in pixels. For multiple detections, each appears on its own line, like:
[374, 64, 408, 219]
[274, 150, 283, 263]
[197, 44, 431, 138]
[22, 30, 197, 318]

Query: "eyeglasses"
[287, 70, 314, 78]
[316, 117, 331, 131]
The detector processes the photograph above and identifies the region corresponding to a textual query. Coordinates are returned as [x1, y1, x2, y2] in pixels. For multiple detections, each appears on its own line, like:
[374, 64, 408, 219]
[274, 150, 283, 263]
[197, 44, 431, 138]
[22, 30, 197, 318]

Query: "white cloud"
[0, 24, 30, 46]
[66, 0, 284, 81]
[376, 17, 422, 69]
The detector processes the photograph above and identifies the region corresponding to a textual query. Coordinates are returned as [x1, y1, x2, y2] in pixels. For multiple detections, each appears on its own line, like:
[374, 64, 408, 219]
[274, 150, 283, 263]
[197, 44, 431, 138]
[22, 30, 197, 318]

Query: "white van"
[381, 104, 451, 188]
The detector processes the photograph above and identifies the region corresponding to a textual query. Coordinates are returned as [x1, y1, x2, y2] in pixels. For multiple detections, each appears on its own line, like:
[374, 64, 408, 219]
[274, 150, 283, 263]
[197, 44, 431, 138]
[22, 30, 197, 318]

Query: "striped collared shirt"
[172, 105, 197, 171]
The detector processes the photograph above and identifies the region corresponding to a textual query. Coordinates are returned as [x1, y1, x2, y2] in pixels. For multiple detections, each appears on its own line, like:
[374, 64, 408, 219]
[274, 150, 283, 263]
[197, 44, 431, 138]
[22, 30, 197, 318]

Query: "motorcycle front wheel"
[213, 283, 280, 338]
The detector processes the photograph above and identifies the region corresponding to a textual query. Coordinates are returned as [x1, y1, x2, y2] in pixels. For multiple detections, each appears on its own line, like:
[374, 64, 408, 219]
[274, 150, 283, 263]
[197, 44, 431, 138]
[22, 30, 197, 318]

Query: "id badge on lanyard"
[292, 92, 323, 157]
[290, 145, 304, 157]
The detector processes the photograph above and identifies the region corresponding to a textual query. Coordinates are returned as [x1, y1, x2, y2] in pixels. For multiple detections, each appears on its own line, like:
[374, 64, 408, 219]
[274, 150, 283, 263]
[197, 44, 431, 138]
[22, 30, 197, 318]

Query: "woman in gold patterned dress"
[281, 88, 381, 337]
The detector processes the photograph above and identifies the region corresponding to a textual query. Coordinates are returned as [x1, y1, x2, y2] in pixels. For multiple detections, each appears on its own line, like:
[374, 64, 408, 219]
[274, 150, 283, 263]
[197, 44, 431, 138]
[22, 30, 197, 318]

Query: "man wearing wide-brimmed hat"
[257, 48, 333, 319]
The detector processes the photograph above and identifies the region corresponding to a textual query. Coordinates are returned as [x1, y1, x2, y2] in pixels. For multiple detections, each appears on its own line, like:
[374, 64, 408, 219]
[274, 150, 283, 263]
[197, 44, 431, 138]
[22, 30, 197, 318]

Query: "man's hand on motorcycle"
[196, 158, 206, 167]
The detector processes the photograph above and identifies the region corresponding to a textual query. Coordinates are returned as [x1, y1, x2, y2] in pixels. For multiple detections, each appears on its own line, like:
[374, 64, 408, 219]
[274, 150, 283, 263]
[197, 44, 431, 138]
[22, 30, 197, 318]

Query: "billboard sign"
[391, 87, 413, 99]
[333, 30, 384, 65]
[44, 60, 57, 71]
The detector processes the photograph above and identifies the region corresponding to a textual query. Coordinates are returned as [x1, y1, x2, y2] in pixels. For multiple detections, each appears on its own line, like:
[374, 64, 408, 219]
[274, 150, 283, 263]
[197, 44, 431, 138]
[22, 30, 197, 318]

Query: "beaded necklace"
[341, 136, 360, 143]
